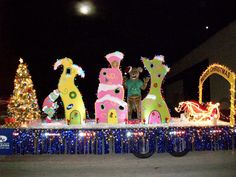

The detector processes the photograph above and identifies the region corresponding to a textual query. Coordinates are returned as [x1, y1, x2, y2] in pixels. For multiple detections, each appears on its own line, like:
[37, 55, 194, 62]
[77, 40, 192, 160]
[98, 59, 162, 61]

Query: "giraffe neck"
[58, 72, 79, 96]
[147, 77, 162, 100]
[147, 76, 162, 102]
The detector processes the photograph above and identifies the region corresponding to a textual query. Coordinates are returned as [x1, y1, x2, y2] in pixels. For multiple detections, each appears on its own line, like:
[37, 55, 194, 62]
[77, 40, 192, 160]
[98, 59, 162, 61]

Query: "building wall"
[166, 21, 236, 112]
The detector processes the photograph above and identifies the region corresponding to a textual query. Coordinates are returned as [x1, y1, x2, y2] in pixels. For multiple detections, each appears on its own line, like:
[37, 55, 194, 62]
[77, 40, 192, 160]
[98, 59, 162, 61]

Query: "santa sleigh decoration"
[175, 101, 220, 122]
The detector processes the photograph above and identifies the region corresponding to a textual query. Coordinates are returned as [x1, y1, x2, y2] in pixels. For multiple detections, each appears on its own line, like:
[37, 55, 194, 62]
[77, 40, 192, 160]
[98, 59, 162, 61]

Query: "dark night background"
[0, 0, 235, 117]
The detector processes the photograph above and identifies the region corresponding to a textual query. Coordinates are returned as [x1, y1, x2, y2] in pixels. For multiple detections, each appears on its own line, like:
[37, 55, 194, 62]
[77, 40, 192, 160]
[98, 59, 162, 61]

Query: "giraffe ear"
[138, 67, 143, 73]
[165, 66, 170, 73]
[54, 59, 62, 70]
[73, 64, 85, 78]
[154, 55, 165, 62]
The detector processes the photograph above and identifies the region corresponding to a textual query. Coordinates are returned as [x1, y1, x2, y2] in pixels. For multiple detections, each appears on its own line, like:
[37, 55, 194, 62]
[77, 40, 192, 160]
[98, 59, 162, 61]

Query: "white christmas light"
[44, 132, 60, 137]
[79, 132, 85, 137]
[126, 131, 132, 137]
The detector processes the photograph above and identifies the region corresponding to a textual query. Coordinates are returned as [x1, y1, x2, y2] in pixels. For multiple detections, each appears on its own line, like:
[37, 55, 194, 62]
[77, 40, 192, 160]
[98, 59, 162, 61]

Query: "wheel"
[133, 139, 154, 158]
[167, 137, 189, 157]
[133, 149, 154, 158]
[169, 149, 189, 157]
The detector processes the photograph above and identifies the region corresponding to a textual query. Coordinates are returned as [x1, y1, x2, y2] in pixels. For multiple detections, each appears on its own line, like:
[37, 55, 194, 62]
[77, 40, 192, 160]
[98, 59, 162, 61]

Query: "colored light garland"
[11, 126, 235, 155]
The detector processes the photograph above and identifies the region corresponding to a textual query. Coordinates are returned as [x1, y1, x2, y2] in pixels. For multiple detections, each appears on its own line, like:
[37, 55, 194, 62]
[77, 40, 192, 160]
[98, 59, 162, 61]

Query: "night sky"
[0, 0, 236, 115]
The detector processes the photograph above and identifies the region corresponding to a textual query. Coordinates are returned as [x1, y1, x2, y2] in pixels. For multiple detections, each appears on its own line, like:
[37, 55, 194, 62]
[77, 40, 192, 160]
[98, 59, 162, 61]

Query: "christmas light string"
[12, 126, 235, 155]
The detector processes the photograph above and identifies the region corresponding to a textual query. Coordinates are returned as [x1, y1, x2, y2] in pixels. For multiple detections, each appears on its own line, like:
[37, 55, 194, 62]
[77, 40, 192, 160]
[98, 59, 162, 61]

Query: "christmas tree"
[7, 58, 41, 123]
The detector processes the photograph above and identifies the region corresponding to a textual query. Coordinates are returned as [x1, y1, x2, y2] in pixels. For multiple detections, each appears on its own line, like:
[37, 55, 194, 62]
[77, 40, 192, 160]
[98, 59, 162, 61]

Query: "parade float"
[0, 54, 235, 158]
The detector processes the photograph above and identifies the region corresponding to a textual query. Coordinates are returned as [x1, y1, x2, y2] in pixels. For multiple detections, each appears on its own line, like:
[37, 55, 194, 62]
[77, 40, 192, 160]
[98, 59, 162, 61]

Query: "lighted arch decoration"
[199, 63, 235, 127]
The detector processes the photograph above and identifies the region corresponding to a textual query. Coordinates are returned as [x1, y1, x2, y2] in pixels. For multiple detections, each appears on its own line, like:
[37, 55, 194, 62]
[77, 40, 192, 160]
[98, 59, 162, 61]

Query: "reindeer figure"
[141, 55, 171, 124]
[54, 58, 85, 125]
[175, 101, 220, 121]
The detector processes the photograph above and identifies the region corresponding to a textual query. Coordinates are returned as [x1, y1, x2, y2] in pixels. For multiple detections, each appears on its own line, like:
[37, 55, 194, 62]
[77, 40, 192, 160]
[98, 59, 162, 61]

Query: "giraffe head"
[54, 57, 85, 78]
[141, 55, 170, 87]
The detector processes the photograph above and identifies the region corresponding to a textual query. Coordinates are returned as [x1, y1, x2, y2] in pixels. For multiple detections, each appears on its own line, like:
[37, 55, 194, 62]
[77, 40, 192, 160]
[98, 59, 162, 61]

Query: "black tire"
[169, 149, 189, 157]
[133, 139, 154, 158]
[167, 137, 189, 157]
[133, 150, 154, 158]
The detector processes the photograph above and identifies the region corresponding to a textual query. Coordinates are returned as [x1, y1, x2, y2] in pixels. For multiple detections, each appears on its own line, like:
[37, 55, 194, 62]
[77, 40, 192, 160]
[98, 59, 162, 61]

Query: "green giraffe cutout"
[141, 55, 171, 124]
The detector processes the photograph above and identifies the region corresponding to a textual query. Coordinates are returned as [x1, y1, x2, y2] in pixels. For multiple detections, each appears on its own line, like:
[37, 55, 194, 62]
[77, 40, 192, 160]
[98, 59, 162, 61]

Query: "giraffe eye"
[150, 64, 154, 68]
[101, 104, 105, 110]
[66, 68, 71, 75]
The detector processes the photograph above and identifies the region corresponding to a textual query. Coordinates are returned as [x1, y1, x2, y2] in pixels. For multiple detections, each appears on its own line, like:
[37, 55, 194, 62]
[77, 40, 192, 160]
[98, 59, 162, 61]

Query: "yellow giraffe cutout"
[54, 58, 86, 125]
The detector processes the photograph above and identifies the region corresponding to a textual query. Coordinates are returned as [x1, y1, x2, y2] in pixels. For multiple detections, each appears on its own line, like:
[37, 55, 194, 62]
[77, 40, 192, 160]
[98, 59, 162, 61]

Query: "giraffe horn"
[54, 59, 62, 70]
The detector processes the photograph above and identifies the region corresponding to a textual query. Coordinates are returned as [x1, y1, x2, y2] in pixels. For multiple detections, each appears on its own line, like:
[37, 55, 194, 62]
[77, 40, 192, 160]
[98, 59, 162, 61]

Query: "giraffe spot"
[119, 105, 124, 110]
[69, 91, 77, 99]
[101, 104, 105, 110]
[114, 88, 120, 94]
[153, 83, 158, 88]
[165, 117, 170, 123]
[62, 88, 68, 94]
[158, 103, 162, 108]
[67, 104, 74, 110]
